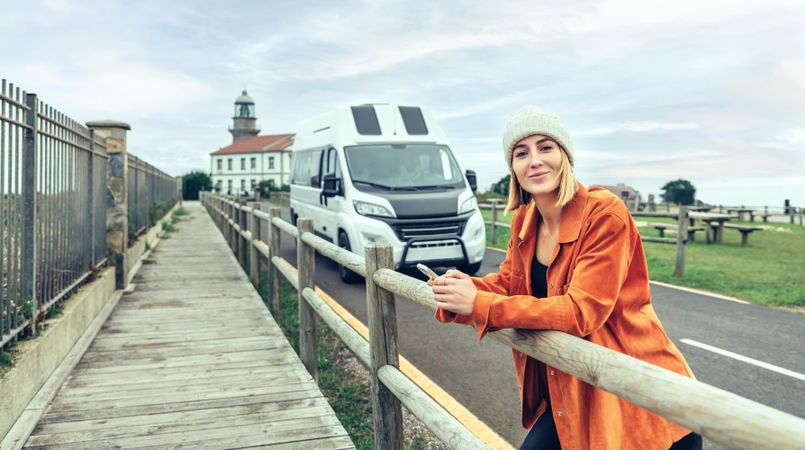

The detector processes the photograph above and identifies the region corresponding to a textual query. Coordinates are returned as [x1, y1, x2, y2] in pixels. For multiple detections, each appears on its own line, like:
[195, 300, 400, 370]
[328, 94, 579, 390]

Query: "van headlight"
[354, 200, 396, 218]
[459, 197, 477, 214]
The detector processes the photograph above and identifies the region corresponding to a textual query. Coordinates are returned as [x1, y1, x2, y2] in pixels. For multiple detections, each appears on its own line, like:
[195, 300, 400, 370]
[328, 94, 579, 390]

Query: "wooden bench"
[723, 224, 763, 247]
[648, 222, 705, 242]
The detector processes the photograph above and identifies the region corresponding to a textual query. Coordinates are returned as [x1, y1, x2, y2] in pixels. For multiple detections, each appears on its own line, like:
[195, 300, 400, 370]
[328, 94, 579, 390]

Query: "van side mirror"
[465, 169, 477, 192]
[322, 173, 342, 197]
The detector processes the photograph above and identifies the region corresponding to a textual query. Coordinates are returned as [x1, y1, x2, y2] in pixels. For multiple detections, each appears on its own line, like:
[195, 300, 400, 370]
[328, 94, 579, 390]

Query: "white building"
[210, 91, 294, 196]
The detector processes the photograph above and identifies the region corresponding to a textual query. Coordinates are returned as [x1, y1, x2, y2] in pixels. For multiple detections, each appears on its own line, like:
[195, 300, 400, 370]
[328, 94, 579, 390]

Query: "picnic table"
[647, 222, 706, 242]
[723, 224, 764, 246]
[727, 208, 754, 221]
[690, 212, 735, 244]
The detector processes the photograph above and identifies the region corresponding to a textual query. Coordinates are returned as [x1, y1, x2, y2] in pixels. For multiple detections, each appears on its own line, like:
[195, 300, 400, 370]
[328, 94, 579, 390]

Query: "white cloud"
[775, 129, 805, 145]
[577, 121, 699, 136]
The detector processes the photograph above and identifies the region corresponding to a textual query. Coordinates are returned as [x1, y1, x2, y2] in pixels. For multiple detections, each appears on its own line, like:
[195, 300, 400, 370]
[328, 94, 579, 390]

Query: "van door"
[317, 147, 345, 241]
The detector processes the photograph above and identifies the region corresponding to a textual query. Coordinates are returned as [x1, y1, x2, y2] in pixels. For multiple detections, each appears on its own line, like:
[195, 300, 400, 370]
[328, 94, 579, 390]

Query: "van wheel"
[338, 231, 361, 284]
[460, 261, 482, 276]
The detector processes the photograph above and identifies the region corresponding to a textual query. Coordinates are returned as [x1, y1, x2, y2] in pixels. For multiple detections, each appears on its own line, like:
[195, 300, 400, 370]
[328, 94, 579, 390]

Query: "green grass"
[0, 351, 15, 370]
[481, 208, 805, 307]
[171, 208, 188, 225]
[162, 221, 176, 233]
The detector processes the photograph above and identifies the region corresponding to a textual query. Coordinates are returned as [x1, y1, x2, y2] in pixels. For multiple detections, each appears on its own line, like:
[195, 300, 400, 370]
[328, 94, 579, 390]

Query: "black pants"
[519, 406, 703, 450]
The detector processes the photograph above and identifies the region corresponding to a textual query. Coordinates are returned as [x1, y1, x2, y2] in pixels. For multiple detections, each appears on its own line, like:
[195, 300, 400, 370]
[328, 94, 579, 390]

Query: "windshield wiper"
[353, 180, 397, 190]
[415, 185, 457, 190]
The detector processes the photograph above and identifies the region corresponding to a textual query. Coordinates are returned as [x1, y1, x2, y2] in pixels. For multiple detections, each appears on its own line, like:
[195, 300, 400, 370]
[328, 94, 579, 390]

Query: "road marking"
[680, 339, 805, 381]
[649, 281, 750, 304]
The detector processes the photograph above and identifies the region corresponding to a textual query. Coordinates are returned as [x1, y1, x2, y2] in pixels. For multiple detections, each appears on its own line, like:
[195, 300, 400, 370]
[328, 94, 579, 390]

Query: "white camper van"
[289, 104, 486, 283]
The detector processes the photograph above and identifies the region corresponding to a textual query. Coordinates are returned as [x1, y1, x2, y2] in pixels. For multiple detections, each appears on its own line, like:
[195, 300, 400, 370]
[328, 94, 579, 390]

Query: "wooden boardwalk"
[22, 204, 354, 449]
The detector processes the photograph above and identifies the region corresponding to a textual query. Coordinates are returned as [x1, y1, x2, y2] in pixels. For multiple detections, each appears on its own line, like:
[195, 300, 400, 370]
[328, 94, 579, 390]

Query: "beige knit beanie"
[502, 105, 574, 172]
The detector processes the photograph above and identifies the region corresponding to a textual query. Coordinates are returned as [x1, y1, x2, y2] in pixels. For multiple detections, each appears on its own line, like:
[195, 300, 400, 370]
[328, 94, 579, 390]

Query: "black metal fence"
[127, 154, 179, 236]
[1, 78, 178, 352]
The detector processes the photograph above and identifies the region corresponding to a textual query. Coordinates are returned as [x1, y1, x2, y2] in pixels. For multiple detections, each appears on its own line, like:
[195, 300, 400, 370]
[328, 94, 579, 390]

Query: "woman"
[429, 106, 702, 450]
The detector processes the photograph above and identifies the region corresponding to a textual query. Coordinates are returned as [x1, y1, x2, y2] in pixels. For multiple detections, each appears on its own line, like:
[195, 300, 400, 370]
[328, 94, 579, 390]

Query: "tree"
[182, 170, 212, 200]
[660, 179, 696, 205]
[491, 174, 511, 196]
[257, 179, 275, 197]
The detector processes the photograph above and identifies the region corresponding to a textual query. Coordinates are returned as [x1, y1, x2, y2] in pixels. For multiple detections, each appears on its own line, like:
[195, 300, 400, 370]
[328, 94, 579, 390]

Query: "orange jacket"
[437, 183, 694, 450]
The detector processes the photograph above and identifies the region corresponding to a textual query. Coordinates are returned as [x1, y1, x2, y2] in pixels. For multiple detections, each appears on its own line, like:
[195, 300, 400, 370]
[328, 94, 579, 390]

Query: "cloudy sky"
[2, 0, 803, 206]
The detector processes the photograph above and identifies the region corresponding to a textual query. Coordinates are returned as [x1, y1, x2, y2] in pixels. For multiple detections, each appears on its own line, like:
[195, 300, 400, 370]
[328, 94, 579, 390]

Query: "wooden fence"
[480, 200, 690, 276]
[201, 192, 805, 450]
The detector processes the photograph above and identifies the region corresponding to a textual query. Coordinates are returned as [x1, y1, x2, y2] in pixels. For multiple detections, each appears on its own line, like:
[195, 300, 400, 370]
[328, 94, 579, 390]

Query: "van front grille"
[392, 220, 466, 241]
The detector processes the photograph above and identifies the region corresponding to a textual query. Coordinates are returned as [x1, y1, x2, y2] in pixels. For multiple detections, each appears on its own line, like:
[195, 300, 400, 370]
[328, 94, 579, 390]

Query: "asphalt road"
[262, 202, 804, 449]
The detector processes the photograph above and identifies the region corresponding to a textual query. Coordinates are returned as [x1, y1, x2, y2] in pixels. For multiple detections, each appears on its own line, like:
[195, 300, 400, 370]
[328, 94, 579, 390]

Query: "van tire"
[460, 261, 483, 276]
[338, 231, 361, 284]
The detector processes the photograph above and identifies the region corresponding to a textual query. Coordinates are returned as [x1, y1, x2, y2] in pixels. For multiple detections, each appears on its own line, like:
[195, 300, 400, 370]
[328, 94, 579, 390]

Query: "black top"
[531, 255, 548, 298]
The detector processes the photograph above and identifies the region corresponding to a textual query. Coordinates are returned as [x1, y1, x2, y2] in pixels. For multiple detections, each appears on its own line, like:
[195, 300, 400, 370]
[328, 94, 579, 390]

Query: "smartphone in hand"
[416, 263, 439, 280]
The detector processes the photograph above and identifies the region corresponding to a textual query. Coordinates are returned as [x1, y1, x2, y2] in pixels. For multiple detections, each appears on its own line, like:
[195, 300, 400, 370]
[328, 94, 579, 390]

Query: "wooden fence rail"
[201, 192, 805, 450]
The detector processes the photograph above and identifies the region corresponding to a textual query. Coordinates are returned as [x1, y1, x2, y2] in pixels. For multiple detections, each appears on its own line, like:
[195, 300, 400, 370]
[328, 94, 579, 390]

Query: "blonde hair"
[504, 147, 578, 213]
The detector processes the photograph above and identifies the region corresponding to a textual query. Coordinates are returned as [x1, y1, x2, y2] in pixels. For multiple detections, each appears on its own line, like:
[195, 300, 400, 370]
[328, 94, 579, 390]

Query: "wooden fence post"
[675, 206, 688, 277]
[239, 199, 248, 268]
[230, 200, 238, 255]
[224, 200, 231, 249]
[296, 219, 318, 381]
[365, 243, 404, 450]
[268, 208, 281, 317]
[249, 202, 261, 287]
[491, 199, 498, 245]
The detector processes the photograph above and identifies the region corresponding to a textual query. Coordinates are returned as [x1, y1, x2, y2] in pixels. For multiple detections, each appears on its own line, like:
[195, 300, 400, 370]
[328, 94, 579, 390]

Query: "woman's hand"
[427, 269, 477, 316]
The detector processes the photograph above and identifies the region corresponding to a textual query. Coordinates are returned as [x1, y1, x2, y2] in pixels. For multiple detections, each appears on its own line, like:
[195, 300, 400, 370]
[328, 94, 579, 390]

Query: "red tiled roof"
[211, 134, 294, 155]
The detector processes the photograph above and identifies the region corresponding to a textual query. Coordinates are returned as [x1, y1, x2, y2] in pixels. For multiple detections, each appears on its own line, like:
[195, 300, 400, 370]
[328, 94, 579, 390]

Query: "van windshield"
[344, 144, 465, 190]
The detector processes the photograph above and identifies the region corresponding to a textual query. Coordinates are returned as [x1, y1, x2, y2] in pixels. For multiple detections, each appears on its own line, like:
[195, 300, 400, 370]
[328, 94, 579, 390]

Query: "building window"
[250, 157, 256, 169]
[269, 156, 275, 170]
[227, 179, 232, 194]
[217, 159, 222, 171]
[241, 179, 246, 191]
[241, 158, 246, 170]
[251, 179, 256, 190]
[227, 158, 232, 170]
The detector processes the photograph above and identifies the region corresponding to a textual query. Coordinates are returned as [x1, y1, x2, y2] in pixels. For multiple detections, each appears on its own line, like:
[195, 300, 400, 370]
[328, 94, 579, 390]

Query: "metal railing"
[1, 80, 110, 345]
[127, 154, 180, 236]
[201, 192, 805, 450]
[1, 78, 179, 352]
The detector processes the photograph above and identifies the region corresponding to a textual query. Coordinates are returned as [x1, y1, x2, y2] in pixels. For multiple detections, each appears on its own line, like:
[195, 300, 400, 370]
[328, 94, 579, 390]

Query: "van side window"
[326, 148, 341, 178]
[311, 150, 324, 188]
[291, 151, 311, 186]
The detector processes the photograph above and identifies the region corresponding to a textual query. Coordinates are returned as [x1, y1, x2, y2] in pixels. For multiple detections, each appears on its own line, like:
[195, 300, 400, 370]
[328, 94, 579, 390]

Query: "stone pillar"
[175, 175, 183, 206]
[87, 120, 131, 290]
